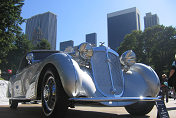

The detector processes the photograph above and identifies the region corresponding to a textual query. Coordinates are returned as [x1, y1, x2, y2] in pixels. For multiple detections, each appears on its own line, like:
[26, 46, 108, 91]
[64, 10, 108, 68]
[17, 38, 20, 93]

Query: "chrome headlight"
[120, 50, 136, 67]
[78, 43, 93, 60]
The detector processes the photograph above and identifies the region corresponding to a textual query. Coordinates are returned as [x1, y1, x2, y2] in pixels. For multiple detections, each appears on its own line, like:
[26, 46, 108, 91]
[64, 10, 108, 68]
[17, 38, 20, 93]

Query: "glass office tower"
[107, 7, 141, 51]
[144, 12, 159, 29]
[26, 12, 57, 50]
[60, 40, 74, 52]
[86, 33, 97, 47]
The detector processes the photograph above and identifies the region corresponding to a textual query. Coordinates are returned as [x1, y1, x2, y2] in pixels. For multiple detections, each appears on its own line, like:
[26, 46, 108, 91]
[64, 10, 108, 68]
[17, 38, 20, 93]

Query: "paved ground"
[0, 98, 175, 118]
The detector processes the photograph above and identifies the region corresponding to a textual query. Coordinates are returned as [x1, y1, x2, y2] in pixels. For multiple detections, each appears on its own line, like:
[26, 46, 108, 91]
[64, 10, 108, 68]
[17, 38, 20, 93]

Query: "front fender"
[45, 53, 96, 97]
[42, 53, 78, 97]
[123, 63, 160, 97]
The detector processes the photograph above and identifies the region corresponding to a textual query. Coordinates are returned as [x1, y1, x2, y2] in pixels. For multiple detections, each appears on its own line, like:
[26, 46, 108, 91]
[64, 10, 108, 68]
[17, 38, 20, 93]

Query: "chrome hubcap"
[43, 76, 56, 114]
[44, 85, 50, 101]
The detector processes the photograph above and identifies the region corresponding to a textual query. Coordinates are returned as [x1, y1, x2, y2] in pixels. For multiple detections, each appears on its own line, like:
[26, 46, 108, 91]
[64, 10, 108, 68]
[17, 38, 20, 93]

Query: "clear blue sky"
[21, 0, 176, 50]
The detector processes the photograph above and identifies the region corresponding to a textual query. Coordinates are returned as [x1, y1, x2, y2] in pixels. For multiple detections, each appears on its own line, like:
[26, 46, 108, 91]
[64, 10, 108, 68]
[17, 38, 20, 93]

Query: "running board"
[69, 96, 161, 102]
[9, 98, 32, 102]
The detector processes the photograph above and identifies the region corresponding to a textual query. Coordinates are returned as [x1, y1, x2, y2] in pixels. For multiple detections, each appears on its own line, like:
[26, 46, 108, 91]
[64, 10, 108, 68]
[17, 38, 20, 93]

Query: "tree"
[0, 0, 24, 64]
[2, 34, 33, 74]
[4, 37, 51, 74]
[118, 25, 176, 77]
[0, 1, 51, 75]
[34, 39, 51, 50]
[117, 30, 145, 63]
[2, 37, 51, 74]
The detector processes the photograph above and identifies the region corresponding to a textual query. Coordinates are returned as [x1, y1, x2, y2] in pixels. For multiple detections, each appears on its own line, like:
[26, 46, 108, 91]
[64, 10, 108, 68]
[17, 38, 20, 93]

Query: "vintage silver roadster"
[7, 43, 160, 117]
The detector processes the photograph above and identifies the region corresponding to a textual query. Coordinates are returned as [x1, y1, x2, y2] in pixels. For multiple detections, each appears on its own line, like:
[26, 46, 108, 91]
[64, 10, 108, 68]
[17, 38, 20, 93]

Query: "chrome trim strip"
[90, 52, 106, 97]
[69, 96, 161, 102]
[107, 48, 124, 97]
[90, 47, 124, 97]
[106, 48, 116, 95]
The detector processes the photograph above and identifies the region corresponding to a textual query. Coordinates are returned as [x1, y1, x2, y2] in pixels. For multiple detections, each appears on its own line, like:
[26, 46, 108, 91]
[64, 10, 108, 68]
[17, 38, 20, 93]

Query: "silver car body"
[8, 45, 160, 107]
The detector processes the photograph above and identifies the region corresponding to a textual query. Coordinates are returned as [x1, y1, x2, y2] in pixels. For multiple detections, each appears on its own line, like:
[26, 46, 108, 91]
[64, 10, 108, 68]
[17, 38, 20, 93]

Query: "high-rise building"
[86, 33, 97, 47]
[144, 12, 159, 29]
[107, 7, 141, 51]
[25, 12, 57, 50]
[60, 40, 74, 52]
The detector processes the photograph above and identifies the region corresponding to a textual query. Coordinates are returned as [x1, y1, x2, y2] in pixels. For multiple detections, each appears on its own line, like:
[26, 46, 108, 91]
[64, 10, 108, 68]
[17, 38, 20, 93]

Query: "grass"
[0, 77, 4, 80]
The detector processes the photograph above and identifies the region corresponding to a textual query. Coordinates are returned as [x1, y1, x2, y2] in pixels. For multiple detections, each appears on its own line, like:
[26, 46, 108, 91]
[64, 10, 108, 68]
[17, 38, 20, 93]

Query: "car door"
[12, 55, 30, 98]
[22, 60, 40, 98]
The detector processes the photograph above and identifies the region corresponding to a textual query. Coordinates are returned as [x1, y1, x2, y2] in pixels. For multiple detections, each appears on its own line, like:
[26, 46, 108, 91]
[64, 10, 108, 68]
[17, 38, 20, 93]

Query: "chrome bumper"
[69, 96, 161, 102]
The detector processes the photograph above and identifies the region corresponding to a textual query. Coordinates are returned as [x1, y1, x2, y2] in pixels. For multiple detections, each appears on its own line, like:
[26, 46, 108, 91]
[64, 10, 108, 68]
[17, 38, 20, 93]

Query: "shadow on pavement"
[66, 109, 150, 118]
[0, 106, 150, 118]
[0, 106, 44, 118]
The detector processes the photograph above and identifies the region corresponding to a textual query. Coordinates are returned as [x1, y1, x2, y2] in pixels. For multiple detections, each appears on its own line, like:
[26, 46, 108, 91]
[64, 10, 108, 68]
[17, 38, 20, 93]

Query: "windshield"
[33, 52, 56, 60]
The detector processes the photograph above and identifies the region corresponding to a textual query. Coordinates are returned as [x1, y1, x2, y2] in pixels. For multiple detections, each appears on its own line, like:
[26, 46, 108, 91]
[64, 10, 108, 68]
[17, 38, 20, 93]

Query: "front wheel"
[125, 101, 155, 116]
[41, 68, 68, 118]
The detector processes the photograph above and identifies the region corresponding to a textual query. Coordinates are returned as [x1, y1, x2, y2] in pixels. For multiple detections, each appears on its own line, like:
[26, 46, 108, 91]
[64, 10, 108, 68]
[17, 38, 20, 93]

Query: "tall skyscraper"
[25, 12, 57, 50]
[86, 33, 97, 47]
[107, 7, 141, 51]
[144, 12, 160, 29]
[60, 40, 74, 51]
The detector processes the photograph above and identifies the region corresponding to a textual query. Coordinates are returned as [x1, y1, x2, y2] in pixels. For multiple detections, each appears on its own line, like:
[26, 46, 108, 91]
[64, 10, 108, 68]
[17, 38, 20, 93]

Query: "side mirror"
[26, 53, 34, 64]
[120, 50, 136, 67]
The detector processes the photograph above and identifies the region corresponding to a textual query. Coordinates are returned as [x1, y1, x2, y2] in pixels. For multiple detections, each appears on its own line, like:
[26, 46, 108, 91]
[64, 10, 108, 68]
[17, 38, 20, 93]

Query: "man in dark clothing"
[161, 74, 169, 103]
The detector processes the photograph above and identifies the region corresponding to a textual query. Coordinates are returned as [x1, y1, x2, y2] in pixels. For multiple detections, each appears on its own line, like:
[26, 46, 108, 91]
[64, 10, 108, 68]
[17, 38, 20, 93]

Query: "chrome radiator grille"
[91, 50, 123, 97]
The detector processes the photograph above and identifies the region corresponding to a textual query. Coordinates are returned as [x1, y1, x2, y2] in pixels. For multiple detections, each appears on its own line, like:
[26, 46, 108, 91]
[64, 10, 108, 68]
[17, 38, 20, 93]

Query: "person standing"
[161, 74, 169, 103]
[169, 55, 176, 99]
